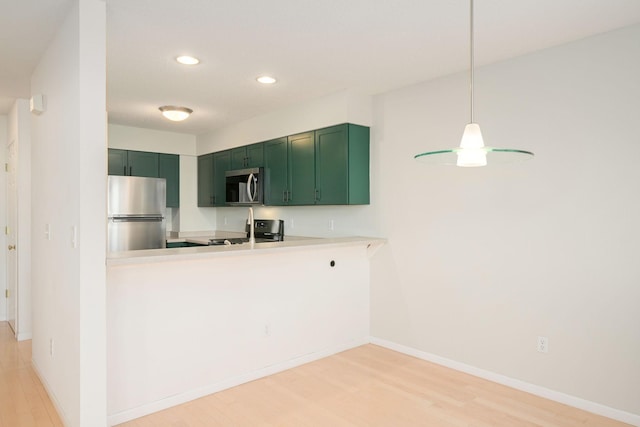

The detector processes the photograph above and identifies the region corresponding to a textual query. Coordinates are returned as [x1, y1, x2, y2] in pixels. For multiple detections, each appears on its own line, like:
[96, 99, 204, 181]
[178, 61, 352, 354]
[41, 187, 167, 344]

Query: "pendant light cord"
[470, 0, 475, 123]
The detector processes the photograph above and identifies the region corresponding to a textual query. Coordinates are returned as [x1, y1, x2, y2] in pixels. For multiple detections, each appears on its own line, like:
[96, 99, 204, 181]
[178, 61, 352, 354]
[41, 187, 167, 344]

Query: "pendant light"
[414, 0, 533, 167]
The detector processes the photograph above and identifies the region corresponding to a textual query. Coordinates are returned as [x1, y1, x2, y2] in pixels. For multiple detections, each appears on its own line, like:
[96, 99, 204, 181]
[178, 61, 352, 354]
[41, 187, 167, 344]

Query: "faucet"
[247, 207, 255, 246]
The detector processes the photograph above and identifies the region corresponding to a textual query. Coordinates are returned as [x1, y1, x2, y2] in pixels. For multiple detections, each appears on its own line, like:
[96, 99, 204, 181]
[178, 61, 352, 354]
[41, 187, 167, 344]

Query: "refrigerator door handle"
[110, 216, 164, 223]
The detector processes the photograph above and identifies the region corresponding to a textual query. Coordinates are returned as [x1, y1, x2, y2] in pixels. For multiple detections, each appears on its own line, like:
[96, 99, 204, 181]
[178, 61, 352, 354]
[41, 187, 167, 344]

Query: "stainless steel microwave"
[225, 167, 264, 205]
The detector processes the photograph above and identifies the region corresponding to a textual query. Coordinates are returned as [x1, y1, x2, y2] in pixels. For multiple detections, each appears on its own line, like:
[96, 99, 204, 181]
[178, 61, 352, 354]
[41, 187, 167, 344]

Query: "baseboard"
[17, 331, 32, 341]
[107, 337, 369, 426]
[31, 358, 70, 427]
[369, 337, 640, 427]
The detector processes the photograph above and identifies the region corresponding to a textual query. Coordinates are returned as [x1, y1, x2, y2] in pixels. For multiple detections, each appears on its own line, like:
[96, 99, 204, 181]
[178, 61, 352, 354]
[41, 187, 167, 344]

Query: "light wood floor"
[0, 321, 631, 427]
[0, 322, 63, 427]
[117, 343, 630, 427]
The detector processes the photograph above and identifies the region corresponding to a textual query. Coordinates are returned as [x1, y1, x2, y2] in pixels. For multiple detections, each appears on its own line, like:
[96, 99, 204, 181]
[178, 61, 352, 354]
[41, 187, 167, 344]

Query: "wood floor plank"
[0, 322, 63, 427]
[116, 343, 632, 427]
[1, 322, 632, 426]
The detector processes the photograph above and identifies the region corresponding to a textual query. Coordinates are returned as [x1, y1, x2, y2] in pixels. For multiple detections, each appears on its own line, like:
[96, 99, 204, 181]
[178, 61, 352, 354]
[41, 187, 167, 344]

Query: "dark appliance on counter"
[225, 167, 265, 205]
[208, 219, 284, 246]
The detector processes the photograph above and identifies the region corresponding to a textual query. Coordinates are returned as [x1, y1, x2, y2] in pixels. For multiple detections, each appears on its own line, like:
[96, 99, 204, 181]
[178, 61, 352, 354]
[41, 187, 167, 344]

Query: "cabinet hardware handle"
[123, 165, 126, 175]
[129, 166, 132, 176]
[315, 189, 320, 201]
[8, 245, 16, 250]
[282, 190, 287, 202]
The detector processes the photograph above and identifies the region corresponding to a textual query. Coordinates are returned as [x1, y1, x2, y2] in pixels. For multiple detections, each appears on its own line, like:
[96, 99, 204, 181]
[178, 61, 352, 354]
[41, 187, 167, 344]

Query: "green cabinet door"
[197, 153, 214, 207]
[231, 143, 264, 169]
[246, 143, 264, 168]
[108, 149, 128, 176]
[127, 150, 159, 177]
[345, 124, 370, 205]
[264, 137, 289, 205]
[159, 154, 180, 207]
[212, 150, 231, 206]
[315, 125, 349, 204]
[314, 123, 370, 205]
[288, 132, 316, 205]
[231, 147, 246, 170]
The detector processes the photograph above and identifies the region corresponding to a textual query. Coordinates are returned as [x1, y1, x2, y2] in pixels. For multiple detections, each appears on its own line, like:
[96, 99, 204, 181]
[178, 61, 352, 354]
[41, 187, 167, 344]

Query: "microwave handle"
[247, 173, 257, 202]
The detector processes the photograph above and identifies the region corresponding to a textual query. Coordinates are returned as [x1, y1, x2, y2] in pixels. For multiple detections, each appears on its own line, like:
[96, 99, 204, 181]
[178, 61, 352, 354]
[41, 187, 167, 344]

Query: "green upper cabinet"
[264, 137, 289, 205]
[231, 142, 264, 169]
[108, 149, 179, 207]
[288, 132, 316, 205]
[264, 132, 316, 206]
[108, 149, 158, 177]
[108, 149, 128, 176]
[197, 153, 214, 207]
[198, 150, 232, 206]
[158, 154, 180, 208]
[212, 150, 231, 206]
[314, 124, 370, 205]
[263, 124, 370, 206]
[127, 150, 159, 177]
[201, 122, 369, 208]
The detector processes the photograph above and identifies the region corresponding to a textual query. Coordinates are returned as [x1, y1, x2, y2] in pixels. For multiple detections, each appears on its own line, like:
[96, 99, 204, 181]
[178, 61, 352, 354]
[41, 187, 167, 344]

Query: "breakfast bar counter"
[106, 234, 384, 425]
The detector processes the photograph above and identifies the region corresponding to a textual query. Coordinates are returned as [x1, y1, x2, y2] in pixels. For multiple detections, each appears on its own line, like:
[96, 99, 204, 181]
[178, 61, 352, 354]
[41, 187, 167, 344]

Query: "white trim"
[16, 331, 32, 341]
[32, 358, 70, 427]
[107, 337, 369, 426]
[370, 337, 640, 427]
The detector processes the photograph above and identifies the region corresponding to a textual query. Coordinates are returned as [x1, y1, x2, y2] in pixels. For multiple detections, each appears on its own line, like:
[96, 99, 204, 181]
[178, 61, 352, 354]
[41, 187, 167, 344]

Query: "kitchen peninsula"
[106, 235, 384, 425]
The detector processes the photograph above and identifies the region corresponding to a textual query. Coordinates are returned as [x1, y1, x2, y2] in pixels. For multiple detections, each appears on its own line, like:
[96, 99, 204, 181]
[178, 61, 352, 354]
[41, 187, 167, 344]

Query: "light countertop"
[107, 235, 386, 266]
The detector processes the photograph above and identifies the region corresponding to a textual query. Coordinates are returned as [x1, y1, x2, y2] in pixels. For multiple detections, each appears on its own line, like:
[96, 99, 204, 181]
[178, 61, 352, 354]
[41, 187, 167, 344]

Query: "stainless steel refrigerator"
[108, 175, 167, 252]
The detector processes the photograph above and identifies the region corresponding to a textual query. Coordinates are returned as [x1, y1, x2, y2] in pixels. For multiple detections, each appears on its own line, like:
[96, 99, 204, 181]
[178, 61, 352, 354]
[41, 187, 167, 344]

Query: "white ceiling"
[2, 0, 640, 135]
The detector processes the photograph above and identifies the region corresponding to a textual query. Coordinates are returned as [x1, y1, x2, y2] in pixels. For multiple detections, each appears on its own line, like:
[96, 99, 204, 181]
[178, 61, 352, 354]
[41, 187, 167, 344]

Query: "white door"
[6, 141, 17, 335]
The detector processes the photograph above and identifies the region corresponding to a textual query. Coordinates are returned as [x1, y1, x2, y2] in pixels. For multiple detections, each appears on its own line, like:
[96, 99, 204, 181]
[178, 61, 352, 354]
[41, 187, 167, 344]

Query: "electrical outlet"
[537, 336, 548, 353]
[264, 323, 270, 336]
[329, 219, 335, 231]
[290, 219, 295, 229]
[50, 338, 54, 356]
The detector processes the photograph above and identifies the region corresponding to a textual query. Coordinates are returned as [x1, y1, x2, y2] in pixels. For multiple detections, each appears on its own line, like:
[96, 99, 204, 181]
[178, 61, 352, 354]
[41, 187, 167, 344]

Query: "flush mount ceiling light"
[256, 75, 277, 84]
[176, 55, 200, 65]
[414, 0, 533, 167]
[159, 105, 193, 121]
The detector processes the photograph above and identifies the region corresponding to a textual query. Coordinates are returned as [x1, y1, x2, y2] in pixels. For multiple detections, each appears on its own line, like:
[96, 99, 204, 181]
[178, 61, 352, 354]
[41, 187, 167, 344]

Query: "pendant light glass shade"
[414, 0, 533, 167]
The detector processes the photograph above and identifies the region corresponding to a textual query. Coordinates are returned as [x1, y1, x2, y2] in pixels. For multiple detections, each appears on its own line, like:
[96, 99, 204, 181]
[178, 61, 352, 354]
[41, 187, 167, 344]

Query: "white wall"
[108, 123, 196, 155]
[0, 115, 5, 321]
[30, 1, 107, 426]
[106, 123, 216, 232]
[197, 89, 377, 238]
[371, 24, 640, 419]
[197, 89, 372, 155]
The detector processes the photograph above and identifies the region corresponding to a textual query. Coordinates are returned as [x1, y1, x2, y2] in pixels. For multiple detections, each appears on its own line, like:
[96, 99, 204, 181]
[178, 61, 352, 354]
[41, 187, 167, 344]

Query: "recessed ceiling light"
[159, 106, 193, 121]
[176, 55, 200, 65]
[256, 75, 277, 84]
